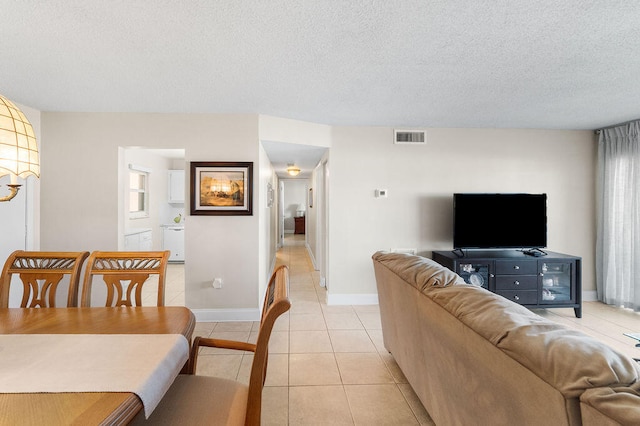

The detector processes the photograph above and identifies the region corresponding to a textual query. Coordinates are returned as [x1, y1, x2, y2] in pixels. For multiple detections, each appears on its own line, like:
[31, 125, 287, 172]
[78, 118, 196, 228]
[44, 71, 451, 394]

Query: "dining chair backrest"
[192, 264, 291, 423]
[0, 250, 90, 308]
[132, 265, 291, 426]
[243, 264, 291, 423]
[80, 251, 170, 307]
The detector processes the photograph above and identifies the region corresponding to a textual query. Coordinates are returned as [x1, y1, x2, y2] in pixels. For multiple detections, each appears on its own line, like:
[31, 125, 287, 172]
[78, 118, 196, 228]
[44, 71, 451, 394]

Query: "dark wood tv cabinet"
[432, 250, 582, 318]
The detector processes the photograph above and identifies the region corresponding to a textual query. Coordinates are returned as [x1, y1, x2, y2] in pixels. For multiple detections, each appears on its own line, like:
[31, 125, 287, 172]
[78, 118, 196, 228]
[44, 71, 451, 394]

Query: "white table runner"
[0, 334, 189, 418]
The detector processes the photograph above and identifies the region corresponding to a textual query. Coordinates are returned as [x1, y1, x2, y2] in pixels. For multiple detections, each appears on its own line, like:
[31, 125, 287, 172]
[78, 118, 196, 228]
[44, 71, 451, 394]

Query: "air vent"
[394, 130, 426, 145]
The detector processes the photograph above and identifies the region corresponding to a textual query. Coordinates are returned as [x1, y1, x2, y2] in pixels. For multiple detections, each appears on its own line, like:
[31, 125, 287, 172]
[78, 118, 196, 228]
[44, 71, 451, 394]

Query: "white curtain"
[596, 121, 640, 310]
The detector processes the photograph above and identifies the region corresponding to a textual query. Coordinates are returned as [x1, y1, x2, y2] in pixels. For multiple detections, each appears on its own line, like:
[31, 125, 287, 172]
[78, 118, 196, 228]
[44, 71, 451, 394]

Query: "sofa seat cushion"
[372, 251, 466, 290]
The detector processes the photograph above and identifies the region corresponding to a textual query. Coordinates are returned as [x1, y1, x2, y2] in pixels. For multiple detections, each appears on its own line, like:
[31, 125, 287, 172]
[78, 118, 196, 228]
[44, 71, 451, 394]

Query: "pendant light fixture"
[287, 163, 301, 176]
[0, 94, 40, 202]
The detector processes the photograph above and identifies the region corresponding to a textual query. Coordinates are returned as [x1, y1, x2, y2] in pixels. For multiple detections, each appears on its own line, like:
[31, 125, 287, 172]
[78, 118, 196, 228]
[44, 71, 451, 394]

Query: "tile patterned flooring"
[162, 236, 640, 424]
[190, 234, 435, 425]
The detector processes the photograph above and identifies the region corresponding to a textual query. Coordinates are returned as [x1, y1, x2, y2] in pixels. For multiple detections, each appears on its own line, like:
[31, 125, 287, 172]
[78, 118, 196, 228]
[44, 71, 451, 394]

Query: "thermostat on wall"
[375, 189, 388, 198]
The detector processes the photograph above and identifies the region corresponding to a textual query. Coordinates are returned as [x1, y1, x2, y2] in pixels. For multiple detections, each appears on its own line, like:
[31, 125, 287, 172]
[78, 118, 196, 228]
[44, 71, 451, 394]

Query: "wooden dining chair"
[131, 265, 291, 426]
[0, 250, 90, 308]
[80, 251, 170, 307]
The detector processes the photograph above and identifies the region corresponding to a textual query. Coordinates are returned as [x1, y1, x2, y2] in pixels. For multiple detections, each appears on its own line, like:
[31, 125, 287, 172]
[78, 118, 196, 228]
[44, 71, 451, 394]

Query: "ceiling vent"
[394, 130, 426, 145]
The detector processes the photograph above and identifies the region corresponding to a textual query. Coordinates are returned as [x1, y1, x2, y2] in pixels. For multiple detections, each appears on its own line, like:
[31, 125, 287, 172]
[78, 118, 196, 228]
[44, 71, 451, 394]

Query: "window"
[129, 165, 150, 218]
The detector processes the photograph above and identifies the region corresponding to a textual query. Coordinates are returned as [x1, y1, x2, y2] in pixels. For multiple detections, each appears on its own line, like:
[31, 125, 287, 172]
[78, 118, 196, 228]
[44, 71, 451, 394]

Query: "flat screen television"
[453, 193, 547, 249]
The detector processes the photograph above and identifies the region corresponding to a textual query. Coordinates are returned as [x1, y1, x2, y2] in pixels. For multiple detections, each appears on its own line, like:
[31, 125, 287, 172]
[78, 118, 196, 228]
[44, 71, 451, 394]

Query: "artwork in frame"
[266, 182, 274, 208]
[190, 161, 253, 216]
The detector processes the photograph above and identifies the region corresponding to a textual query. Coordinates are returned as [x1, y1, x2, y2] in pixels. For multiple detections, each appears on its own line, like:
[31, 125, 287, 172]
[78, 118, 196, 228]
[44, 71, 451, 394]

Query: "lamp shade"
[0, 94, 40, 179]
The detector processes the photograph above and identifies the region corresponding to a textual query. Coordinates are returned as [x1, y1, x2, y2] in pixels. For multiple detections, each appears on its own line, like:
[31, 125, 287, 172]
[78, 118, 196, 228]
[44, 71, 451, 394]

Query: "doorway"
[118, 147, 186, 307]
[281, 179, 308, 238]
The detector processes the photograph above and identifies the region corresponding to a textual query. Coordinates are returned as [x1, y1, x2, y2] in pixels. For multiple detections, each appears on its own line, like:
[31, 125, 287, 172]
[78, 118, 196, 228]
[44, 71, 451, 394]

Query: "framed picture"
[266, 182, 274, 208]
[308, 187, 313, 208]
[190, 161, 253, 216]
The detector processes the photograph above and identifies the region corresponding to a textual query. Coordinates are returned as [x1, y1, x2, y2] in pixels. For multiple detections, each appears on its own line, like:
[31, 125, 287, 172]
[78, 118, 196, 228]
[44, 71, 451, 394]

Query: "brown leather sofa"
[372, 251, 640, 425]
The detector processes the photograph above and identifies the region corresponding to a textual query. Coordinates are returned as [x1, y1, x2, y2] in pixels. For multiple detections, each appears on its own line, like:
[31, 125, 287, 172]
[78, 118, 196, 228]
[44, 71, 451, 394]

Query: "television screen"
[453, 193, 547, 249]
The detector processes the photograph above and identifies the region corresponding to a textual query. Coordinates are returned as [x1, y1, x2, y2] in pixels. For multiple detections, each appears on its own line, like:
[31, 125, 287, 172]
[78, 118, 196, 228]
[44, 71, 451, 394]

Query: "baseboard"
[306, 244, 318, 270]
[326, 293, 379, 305]
[192, 308, 260, 322]
[582, 290, 597, 302]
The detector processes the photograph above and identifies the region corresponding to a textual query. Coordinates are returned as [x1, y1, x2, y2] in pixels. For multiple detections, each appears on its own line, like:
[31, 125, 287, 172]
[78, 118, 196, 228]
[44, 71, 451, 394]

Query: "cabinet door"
[168, 170, 185, 203]
[139, 231, 153, 251]
[538, 260, 575, 304]
[124, 234, 139, 250]
[456, 261, 493, 290]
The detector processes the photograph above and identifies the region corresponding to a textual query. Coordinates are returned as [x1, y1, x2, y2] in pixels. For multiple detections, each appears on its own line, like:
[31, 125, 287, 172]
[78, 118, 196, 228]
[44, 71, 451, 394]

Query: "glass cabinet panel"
[457, 262, 491, 290]
[539, 261, 573, 304]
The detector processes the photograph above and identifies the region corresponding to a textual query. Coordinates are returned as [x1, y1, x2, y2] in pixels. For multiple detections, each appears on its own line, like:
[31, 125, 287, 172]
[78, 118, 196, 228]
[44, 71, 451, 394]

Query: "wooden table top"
[0, 306, 196, 426]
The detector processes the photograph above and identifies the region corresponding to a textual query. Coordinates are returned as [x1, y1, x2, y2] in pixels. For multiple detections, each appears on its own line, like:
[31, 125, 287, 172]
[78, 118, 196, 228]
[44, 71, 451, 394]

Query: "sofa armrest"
[580, 383, 640, 426]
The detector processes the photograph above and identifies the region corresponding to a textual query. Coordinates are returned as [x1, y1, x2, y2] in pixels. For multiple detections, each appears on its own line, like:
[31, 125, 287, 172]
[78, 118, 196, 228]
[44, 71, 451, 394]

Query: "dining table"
[0, 306, 196, 426]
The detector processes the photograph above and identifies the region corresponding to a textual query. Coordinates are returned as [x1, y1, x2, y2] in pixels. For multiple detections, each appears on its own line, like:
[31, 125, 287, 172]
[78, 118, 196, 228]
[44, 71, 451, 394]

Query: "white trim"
[582, 290, 597, 302]
[192, 308, 260, 322]
[306, 243, 318, 270]
[128, 163, 152, 173]
[326, 293, 379, 305]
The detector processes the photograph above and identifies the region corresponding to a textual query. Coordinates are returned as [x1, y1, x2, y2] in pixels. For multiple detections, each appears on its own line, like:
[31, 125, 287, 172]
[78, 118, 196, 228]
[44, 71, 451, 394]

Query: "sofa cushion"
[371, 251, 466, 290]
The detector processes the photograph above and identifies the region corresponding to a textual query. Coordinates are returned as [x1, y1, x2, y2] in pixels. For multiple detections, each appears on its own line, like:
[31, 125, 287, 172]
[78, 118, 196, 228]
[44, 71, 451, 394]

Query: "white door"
[278, 180, 285, 247]
[318, 160, 329, 288]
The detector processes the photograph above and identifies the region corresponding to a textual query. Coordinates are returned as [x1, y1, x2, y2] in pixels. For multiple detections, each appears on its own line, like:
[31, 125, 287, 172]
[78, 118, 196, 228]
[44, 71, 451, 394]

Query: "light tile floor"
[163, 236, 640, 424]
[189, 234, 435, 425]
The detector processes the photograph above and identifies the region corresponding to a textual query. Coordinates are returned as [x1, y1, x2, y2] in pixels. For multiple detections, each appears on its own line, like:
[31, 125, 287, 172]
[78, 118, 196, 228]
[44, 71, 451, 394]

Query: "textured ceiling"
[1, 1, 639, 131]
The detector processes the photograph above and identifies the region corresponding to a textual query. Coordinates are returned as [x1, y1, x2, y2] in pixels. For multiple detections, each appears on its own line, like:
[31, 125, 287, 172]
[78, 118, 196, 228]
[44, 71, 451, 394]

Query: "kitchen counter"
[124, 228, 153, 250]
[161, 224, 184, 229]
[124, 227, 153, 236]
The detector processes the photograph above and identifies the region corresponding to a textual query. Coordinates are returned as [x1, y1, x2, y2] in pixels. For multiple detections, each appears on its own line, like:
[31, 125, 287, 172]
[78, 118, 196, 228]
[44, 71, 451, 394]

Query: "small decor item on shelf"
[173, 213, 182, 223]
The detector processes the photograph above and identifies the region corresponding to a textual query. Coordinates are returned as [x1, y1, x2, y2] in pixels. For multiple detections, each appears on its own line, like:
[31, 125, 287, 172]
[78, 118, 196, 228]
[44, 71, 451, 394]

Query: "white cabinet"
[124, 229, 153, 251]
[168, 170, 185, 203]
[163, 227, 184, 262]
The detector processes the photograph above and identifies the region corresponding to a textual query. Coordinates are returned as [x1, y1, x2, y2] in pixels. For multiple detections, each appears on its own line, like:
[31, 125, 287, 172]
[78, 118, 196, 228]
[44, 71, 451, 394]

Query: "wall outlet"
[375, 189, 388, 198]
[213, 278, 223, 289]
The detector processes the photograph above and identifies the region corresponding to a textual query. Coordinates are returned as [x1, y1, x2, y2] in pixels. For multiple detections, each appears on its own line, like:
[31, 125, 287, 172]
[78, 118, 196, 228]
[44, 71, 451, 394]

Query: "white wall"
[41, 113, 262, 319]
[36, 112, 598, 314]
[258, 143, 278, 306]
[306, 153, 329, 283]
[328, 126, 597, 303]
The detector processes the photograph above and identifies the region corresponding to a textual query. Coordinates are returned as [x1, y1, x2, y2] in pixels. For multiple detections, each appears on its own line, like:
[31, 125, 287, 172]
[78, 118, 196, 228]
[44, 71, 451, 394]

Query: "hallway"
[191, 233, 435, 425]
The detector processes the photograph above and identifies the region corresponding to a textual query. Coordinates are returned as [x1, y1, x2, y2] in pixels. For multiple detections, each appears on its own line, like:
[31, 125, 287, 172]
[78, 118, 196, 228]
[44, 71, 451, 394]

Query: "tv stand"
[432, 249, 582, 318]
